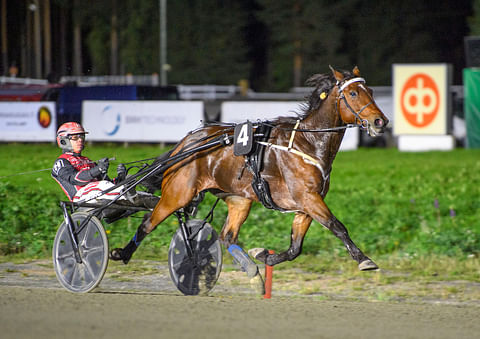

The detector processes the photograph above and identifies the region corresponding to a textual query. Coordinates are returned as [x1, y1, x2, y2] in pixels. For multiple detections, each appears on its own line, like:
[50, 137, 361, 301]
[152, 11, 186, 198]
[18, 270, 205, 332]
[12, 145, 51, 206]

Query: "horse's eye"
[350, 91, 357, 98]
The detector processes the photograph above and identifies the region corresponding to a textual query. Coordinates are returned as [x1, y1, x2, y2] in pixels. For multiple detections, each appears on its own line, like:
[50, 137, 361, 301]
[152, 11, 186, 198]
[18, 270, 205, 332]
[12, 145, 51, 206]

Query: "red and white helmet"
[56, 122, 88, 151]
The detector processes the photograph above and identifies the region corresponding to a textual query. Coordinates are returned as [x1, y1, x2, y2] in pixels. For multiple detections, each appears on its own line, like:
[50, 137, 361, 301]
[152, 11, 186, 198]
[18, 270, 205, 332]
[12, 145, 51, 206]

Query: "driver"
[51, 122, 158, 209]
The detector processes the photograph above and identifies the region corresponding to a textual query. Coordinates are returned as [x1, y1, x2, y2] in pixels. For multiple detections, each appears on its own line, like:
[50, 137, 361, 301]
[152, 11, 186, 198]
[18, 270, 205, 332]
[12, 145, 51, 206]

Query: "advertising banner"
[463, 68, 480, 148]
[221, 101, 358, 150]
[82, 101, 204, 142]
[0, 102, 56, 141]
[393, 64, 451, 135]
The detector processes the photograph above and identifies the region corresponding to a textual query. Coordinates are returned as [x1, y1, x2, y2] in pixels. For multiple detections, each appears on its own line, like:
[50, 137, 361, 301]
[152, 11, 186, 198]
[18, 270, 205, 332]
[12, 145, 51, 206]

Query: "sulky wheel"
[168, 219, 222, 295]
[52, 212, 109, 293]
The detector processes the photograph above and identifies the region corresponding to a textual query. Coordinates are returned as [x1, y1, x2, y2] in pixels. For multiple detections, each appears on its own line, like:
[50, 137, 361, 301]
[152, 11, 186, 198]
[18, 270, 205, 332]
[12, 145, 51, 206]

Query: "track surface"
[0, 260, 478, 339]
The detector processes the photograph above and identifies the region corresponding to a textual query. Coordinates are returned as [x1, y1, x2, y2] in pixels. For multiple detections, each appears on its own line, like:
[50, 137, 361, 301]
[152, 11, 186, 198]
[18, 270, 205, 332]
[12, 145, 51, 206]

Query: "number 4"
[237, 123, 249, 146]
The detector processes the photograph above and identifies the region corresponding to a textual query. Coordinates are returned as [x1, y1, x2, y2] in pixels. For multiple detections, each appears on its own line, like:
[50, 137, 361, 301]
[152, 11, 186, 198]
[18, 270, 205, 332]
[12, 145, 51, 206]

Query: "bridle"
[335, 77, 374, 131]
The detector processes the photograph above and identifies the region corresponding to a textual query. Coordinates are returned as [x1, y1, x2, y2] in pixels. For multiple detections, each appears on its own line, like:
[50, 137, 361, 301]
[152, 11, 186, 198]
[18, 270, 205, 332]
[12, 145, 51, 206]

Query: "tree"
[85, 1, 110, 75]
[257, 0, 349, 91]
[118, 0, 159, 74]
[469, 0, 480, 34]
[4, 0, 473, 86]
[167, 0, 251, 85]
[346, 1, 439, 85]
[1, 0, 7, 75]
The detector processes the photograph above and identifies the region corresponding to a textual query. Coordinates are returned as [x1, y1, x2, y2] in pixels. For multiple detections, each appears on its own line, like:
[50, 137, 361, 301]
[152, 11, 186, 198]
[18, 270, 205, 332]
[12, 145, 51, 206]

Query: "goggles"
[69, 134, 85, 141]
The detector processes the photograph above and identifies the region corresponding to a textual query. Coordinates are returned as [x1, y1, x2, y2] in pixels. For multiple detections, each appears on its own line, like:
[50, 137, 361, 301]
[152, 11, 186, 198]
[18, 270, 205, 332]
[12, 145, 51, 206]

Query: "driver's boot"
[126, 190, 160, 209]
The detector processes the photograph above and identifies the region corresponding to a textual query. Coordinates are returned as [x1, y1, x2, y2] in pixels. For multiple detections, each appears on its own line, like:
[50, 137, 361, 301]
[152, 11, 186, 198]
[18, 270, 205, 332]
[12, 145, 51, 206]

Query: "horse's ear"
[353, 66, 361, 77]
[329, 65, 344, 82]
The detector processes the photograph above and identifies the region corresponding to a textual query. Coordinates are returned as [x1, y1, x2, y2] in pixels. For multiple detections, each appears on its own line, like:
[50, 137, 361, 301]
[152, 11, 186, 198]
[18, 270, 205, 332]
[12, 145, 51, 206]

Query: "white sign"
[0, 102, 56, 141]
[82, 101, 204, 142]
[398, 135, 455, 152]
[221, 101, 300, 123]
[221, 101, 358, 151]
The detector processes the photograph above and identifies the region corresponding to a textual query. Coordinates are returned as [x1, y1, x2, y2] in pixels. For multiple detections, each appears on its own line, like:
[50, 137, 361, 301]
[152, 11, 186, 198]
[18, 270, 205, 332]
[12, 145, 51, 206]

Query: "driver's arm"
[52, 158, 105, 186]
[76, 157, 110, 183]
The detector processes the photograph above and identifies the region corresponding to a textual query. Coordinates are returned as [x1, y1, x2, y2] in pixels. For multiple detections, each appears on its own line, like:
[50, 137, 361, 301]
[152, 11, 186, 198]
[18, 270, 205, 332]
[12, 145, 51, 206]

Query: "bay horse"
[110, 66, 389, 278]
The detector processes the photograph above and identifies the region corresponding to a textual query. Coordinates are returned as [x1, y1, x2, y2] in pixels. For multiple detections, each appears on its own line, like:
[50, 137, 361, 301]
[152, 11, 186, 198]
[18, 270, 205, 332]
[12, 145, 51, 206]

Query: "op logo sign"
[394, 64, 450, 135]
[401, 74, 439, 127]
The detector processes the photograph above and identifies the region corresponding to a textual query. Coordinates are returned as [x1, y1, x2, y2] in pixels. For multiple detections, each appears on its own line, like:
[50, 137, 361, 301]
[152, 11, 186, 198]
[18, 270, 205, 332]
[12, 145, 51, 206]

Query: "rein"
[261, 122, 356, 133]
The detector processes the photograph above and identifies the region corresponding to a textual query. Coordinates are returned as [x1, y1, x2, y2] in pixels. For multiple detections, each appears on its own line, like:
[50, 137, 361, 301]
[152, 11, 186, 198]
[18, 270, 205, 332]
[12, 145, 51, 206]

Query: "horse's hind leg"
[219, 196, 252, 246]
[110, 177, 198, 264]
[219, 196, 265, 294]
[249, 213, 312, 266]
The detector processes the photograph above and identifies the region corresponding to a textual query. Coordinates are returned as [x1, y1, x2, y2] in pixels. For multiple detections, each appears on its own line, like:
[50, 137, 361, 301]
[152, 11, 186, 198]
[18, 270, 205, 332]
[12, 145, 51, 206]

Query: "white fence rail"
[0, 76, 48, 85]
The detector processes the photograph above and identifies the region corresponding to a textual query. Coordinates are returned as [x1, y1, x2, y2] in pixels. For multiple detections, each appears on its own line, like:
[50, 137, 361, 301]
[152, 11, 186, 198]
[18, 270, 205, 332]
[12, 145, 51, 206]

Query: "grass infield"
[0, 144, 478, 282]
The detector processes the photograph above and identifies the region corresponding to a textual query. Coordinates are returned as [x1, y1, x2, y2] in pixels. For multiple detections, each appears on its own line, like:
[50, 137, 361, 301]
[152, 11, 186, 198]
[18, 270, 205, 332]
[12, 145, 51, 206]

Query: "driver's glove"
[97, 157, 110, 174]
[116, 164, 127, 182]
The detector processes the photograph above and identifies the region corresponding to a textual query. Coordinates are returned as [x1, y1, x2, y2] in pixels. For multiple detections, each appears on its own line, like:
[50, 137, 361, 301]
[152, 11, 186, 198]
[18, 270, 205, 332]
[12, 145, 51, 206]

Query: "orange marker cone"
[263, 250, 275, 299]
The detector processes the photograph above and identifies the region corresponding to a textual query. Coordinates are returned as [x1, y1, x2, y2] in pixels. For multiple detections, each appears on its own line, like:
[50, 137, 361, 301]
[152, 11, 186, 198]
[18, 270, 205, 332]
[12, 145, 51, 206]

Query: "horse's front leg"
[249, 213, 312, 266]
[307, 194, 378, 270]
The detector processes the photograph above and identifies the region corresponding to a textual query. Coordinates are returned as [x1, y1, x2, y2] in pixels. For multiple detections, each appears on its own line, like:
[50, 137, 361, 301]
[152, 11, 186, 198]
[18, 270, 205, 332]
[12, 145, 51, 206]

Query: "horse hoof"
[248, 248, 268, 263]
[109, 248, 131, 265]
[359, 259, 379, 271]
[250, 273, 265, 296]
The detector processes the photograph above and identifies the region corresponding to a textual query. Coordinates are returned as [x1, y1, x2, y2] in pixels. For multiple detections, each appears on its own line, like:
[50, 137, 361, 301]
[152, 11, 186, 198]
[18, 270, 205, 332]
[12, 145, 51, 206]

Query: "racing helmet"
[56, 122, 88, 151]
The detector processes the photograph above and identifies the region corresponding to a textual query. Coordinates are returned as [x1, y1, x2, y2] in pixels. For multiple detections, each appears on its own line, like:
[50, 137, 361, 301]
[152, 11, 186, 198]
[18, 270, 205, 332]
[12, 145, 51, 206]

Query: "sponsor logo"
[101, 105, 121, 136]
[37, 106, 52, 128]
[400, 73, 439, 128]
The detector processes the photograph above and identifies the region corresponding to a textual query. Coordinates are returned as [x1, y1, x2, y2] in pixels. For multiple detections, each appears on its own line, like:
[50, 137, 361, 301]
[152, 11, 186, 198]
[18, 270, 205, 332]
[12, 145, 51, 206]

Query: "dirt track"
[1, 260, 479, 339]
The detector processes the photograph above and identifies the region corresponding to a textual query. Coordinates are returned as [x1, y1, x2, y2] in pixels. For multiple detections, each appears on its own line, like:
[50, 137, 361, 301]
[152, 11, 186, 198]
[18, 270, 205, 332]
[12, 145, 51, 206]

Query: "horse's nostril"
[374, 118, 385, 128]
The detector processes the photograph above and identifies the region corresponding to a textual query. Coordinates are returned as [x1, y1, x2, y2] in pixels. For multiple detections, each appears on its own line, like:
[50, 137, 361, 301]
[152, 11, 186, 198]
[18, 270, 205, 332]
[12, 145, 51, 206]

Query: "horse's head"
[330, 66, 389, 137]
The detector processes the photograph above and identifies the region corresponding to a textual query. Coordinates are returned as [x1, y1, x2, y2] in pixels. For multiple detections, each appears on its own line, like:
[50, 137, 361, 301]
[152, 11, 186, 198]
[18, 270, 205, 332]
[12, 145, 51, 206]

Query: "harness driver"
[51, 122, 159, 210]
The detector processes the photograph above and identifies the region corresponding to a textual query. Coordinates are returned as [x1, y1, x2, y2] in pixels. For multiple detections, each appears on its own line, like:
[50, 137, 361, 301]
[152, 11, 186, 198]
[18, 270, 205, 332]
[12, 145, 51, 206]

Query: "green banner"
[464, 68, 480, 148]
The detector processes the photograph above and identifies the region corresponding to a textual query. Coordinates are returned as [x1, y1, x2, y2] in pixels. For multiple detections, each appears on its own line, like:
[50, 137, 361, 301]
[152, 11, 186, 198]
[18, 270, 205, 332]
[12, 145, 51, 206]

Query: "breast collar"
[256, 120, 331, 196]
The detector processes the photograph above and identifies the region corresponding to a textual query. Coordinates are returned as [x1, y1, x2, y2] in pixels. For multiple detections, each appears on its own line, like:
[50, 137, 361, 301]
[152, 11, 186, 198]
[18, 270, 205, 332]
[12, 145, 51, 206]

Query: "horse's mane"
[304, 69, 356, 115]
[273, 69, 355, 125]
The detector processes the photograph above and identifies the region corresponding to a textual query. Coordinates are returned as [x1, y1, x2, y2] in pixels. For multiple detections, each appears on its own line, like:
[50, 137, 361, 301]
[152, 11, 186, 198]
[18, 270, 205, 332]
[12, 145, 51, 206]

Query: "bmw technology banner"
[82, 101, 204, 142]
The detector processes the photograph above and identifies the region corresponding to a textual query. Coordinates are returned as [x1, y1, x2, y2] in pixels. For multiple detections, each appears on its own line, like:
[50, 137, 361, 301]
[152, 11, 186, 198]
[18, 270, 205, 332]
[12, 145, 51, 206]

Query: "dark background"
[0, 0, 475, 91]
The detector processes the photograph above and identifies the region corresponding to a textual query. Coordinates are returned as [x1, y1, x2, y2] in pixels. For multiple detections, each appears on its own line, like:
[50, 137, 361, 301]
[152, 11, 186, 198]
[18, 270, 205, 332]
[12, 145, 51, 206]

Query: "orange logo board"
[393, 64, 450, 136]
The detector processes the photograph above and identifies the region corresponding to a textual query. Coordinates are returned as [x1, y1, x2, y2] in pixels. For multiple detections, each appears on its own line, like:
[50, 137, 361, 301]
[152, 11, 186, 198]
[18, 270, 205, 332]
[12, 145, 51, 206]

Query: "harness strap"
[257, 141, 327, 180]
[244, 124, 295, 213]
[288, 120, 300, 150]
[257, 141, 330, 196]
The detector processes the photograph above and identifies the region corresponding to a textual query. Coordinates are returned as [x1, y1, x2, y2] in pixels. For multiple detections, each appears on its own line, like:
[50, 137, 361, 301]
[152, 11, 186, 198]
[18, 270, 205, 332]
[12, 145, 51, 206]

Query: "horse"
[110, 66, 389, 280]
